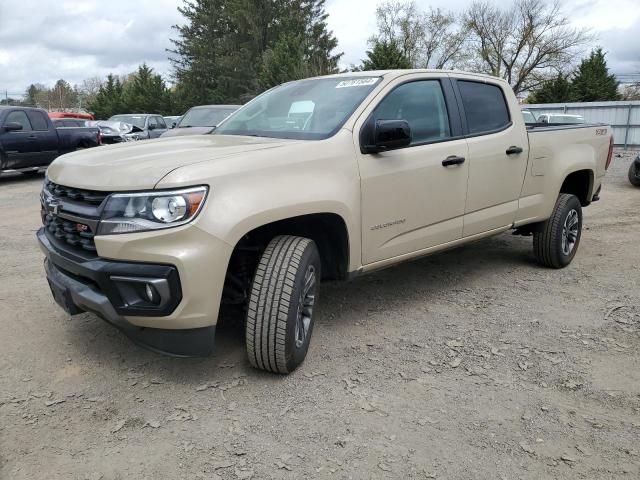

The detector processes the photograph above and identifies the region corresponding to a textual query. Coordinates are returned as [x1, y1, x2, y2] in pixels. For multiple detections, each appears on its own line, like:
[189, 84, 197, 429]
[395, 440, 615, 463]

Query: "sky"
[0, 0, 638, 96]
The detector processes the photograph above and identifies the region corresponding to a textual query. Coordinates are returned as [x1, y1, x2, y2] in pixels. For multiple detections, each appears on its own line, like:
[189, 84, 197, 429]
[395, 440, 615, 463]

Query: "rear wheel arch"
[559, 169, 594, 206]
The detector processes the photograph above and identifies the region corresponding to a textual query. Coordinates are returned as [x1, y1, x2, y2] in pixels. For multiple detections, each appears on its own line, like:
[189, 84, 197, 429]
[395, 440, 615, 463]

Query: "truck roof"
[305, 69, 509, 85]
[0, 105, 44, 111]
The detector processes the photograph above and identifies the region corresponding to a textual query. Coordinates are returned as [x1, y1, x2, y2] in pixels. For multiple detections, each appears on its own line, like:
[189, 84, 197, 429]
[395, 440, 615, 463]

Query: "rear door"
[452, 78, 529, 237]
[357, 74, 470, 264]
[0, 110, 40, 169]
[26, 110, 59, 164]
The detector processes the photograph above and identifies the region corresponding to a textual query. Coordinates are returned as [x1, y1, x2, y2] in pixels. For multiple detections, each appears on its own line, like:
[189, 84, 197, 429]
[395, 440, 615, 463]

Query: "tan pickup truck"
[38, 70, 613, 373]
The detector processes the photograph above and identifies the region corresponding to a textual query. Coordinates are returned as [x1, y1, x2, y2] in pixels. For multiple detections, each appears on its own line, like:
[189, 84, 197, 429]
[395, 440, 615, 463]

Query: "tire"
[245, 235, 321, 374]
[533, 194, 582, 269]
[629, 160, 640, 187]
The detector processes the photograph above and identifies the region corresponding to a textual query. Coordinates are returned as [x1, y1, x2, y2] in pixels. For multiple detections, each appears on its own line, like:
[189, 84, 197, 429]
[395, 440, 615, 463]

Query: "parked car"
[537, 113, 585, 124]
[160, 105, 240, 138]
[521, 110, 537, 123]
[1, 106, 100, 174]
[163, 116, 182, 128]
[38, 70, 613, 373]
[629, 155, 640, 187]
[107, 114, 168, 140]
[87, 121, 142, 144]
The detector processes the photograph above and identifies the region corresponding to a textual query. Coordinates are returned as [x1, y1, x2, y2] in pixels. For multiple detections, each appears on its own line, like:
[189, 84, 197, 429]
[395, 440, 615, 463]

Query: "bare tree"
[620, 81, 640, 101]
[463, 0, 592, 94]
[77, 77, 104, 109]
[420, 8, 469, 69]
[372, 1, 469, 70]
[373, 0, 424, 66]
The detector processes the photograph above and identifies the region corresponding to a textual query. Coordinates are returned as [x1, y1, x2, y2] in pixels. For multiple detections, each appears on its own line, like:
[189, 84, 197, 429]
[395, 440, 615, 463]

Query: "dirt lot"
[1, 152, 639, 480]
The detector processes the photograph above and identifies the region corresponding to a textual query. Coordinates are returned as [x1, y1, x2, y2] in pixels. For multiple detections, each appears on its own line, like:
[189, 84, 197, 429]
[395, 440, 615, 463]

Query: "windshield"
[178, 107, 237, 128]
[108, 115, 147, 129]
[215, 76, 382, 140]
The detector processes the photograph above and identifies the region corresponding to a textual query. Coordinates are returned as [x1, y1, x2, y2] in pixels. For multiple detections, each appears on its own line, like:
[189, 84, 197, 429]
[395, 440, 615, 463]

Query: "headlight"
[97, 186, 208, 235]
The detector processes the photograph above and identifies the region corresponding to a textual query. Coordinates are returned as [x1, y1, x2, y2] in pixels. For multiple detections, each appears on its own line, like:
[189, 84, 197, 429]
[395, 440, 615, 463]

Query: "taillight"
[605, 135, 614, 170]
[98, 130, 102, 146]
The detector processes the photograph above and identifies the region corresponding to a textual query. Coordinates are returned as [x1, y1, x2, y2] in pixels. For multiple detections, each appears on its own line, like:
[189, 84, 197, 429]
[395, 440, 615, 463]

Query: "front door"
[357, 76, 470, 265]
[0, 110, 40, 169]
[26, 110, 59, 165]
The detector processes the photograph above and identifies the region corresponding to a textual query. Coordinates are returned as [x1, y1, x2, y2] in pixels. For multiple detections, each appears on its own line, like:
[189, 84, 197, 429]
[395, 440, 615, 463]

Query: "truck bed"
[514, 123, 611, 226]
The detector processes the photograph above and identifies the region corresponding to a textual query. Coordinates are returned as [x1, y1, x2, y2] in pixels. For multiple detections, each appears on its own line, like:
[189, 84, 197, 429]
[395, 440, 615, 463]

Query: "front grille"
[44, 179, 110, 205]
[43, 214, 97, 252]
[41, 180, 111, 254]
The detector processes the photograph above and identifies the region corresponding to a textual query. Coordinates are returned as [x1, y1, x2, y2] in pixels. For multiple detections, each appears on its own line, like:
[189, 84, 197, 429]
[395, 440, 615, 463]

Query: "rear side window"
[371, 80, 451, 145]
[5, 110, 33, 131]
[26, 111, 49, 131]
[156, 116, 167, 129]
[458, 81, 510, 135]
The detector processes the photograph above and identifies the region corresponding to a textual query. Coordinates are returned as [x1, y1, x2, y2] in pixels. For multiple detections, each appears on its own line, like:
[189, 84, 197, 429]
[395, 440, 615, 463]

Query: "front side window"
[216, 76, 381, 140]
[156, 117, 167, 129]
[5, 111, 33, 131]
[370, 80, 451, 145]
[27, 111, 49, 130]
[458, 80, 511, 134]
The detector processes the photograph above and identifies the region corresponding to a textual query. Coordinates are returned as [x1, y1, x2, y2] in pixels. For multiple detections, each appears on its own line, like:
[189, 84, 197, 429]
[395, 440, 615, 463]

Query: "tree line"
[8, 0, 636, 119]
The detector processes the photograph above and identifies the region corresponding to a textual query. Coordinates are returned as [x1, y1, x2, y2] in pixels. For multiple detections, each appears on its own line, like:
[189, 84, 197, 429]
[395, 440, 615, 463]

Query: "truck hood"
[46, 135, 294, 191]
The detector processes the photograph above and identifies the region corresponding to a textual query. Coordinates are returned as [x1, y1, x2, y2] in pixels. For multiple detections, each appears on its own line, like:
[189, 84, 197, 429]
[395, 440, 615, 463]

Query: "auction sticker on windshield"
[336, 78, 378, 88]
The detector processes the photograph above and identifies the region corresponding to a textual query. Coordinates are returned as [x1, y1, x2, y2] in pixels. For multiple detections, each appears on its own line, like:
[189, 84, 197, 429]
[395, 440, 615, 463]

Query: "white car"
[537, 113, 585, 124]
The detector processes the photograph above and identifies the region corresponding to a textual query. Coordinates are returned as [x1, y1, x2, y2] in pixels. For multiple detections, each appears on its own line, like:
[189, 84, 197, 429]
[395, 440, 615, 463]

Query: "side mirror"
[4, 122, 23, 132]
[363, 119, 411, 153]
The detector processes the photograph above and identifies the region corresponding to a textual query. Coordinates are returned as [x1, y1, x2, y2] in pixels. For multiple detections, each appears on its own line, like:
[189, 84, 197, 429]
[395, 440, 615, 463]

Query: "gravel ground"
[1, 151, 639, 480]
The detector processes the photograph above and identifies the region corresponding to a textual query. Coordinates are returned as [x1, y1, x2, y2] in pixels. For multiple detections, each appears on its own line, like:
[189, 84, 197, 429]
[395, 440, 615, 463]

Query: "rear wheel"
[629, 160, 640, 187]
[533, 194, 582, 269]
[245, 235, 321, 374]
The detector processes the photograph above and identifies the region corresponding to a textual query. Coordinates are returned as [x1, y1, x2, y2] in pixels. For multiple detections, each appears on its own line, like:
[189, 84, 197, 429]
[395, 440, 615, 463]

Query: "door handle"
[28, 135, 37, 139]
[442, 155, 465, 167]
[506, 146, 523, 155]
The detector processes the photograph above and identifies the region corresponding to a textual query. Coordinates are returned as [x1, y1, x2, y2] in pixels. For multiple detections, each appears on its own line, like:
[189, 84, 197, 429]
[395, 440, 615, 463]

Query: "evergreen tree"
[361, 40, 412, 71]
[121, 64, 171, 114]
[571, 48, 619, 102]
[89, 74, 125, 119]
[169, 0, 342, 104]
[25, 84, 39, 107]
[527, 73, 572, 103]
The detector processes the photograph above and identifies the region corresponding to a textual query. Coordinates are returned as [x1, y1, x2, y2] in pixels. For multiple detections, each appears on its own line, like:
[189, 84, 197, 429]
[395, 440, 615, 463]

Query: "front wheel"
[533, 194, 582, 269]
[245, 235, 321, 374]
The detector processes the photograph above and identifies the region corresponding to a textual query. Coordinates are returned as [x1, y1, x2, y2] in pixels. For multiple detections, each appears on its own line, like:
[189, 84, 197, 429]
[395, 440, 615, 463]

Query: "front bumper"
[38, 226, 232, 356]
